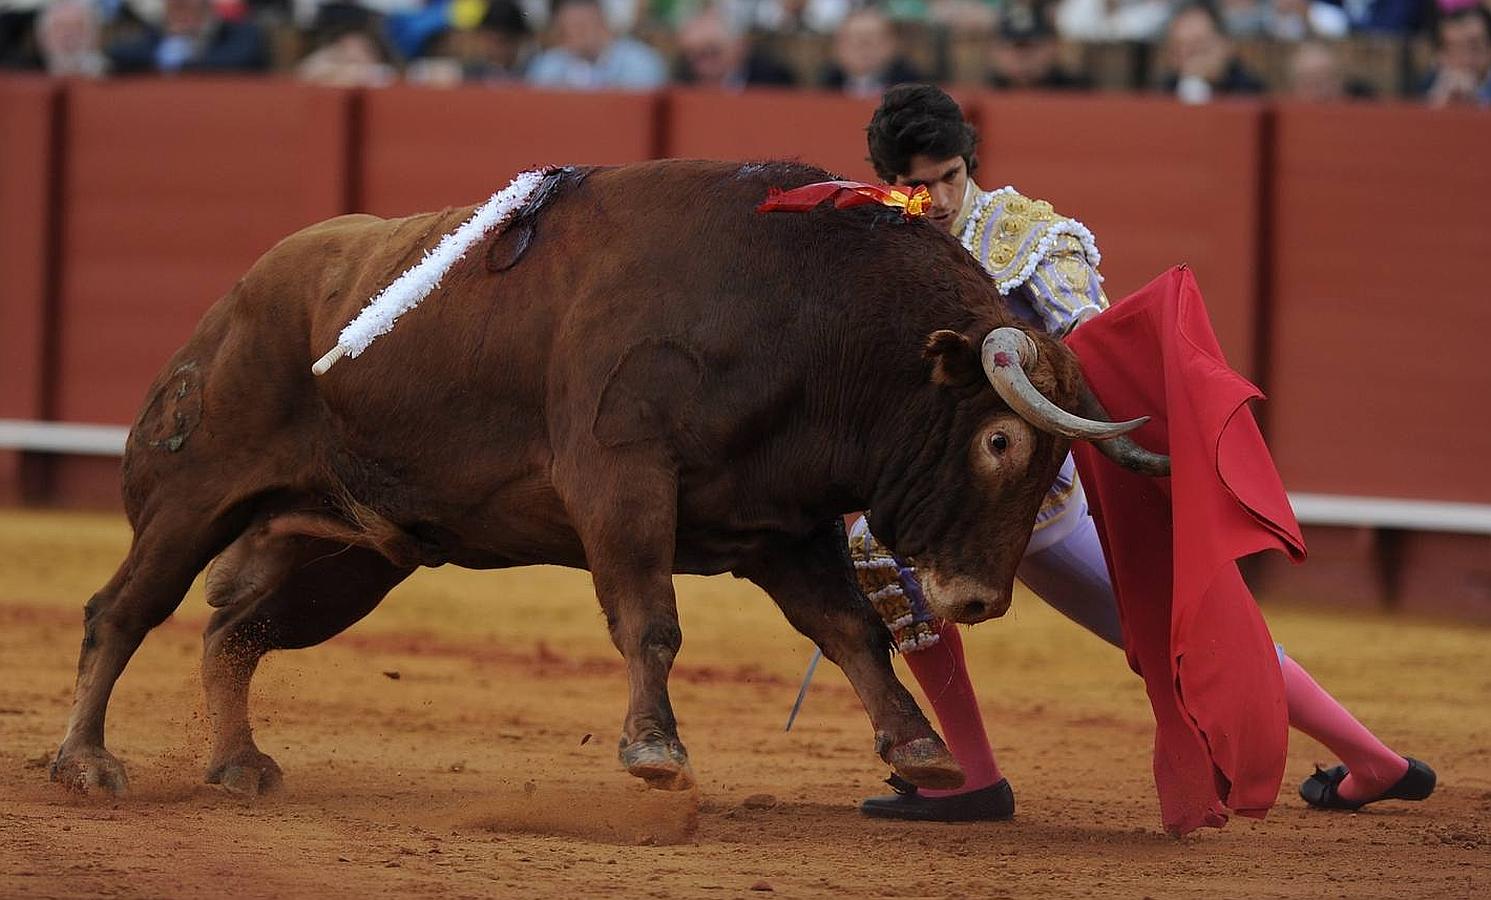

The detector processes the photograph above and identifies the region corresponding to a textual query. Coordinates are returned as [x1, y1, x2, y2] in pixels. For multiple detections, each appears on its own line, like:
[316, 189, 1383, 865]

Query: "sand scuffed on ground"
[1, 510, 1488, 899]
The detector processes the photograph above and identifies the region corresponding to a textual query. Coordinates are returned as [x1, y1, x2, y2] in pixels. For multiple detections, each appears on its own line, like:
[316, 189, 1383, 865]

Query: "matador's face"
[892, 155, 969, 234]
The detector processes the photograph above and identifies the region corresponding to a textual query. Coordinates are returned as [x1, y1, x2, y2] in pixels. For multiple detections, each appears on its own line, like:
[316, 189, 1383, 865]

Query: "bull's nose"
[953, 593, 1010, 624]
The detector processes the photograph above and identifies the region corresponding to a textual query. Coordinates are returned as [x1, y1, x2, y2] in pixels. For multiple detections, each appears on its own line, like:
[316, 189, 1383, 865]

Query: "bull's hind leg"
[201, 520, 413, 796]
[52, 513, 237, 795]
[557, 454, 692, 790]
[739, 521, 964, 790]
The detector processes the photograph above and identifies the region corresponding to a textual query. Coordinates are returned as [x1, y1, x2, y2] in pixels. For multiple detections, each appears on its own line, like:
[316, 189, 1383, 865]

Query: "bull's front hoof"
[206, 750, 284, 797]
[619, 736, 696, 791]
[50, 745, 130, 796]
[882, 736, 964, 791]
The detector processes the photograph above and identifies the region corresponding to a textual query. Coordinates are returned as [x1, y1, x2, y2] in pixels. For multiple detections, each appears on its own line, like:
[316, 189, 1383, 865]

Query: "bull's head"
[870, 324, 1167, 625]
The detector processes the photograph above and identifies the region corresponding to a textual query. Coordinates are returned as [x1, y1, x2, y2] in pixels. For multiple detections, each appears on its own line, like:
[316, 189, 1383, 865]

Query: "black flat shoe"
[1300, 757, 1436, 811]
[859, 773, 1015, 822]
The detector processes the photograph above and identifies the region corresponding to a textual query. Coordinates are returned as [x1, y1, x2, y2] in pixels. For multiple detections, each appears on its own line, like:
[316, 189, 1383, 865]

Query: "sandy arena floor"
[1, 510, 1487, 899]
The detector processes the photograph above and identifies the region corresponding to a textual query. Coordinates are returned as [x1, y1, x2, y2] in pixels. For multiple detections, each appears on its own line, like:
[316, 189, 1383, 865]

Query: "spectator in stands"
[475, 0, 637, 35]
[1159, 1, 1267, 103]
[599, 0, 646, 34]
[243, 1, 295, 17]
[820, 7, 923, 96]
[0, 6, 40, 70]
[674, 4, 796, 88]
[407, 0, 533, 85]
[36, 0, 109, 77]
[296, 2, 398, 87]
[107, 0, 268, 73]
[1288, 38, 1375, 100]
[527, 0, 666, 89]
[1217, 0, 1268, 36]
[315, 1, 424, 17]
[384, 1, 460, 60]
[988, 4, 1091, 90]
[1343, 0, 1432, 34]
[746, 0, 854, 34]
[1054, 0, 1172, 42]
[923, 0, 1002, 34]
[1422, 5, 1491, 106]
[1264, 0, 1351, 40]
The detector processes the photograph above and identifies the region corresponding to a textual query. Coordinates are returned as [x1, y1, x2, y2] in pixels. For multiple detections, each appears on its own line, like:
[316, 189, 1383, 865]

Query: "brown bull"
[51, 160, 1163, 798]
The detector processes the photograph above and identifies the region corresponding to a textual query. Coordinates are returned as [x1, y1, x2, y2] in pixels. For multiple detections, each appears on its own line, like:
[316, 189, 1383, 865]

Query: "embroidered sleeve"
[1019, 232, 1109, 336]
[961, 188, 1108, 336]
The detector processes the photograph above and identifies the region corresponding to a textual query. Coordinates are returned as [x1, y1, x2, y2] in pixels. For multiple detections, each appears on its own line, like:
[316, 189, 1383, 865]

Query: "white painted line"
[0, 419, 129, 456]
[1288, 493, 1491, 535]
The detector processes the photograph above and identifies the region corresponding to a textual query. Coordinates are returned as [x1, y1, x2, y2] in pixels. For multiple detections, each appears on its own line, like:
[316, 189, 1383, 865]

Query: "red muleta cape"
[1065, 266, 1307, 836]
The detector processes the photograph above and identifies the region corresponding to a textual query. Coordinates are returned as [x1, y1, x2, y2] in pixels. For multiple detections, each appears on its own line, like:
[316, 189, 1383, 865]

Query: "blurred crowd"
[0, 0, 1487, 106]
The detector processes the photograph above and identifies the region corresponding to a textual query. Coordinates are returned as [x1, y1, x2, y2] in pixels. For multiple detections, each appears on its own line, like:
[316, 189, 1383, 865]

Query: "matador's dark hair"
[866, 84, 980, 183]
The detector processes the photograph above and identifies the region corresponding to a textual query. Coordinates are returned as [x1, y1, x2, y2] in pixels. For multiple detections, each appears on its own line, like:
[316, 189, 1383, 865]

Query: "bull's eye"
[988, 432, 1009, 455]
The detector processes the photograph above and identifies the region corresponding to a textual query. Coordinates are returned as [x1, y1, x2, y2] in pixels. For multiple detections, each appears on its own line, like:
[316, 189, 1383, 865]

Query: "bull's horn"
[1076, 385, 1172, 477]
[979, 327, 1149, 441]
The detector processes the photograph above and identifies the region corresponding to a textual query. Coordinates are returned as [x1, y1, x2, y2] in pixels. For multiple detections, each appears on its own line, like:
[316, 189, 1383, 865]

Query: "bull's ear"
[924, 329, 982, 388]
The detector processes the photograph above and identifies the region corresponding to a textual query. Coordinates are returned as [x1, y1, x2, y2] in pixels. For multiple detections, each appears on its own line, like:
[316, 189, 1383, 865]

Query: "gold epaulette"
[958, 186, 1102, 295]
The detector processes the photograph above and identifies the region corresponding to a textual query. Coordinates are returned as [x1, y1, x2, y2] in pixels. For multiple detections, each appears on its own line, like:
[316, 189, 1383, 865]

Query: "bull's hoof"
[50, 745, 130, 796]
[619, 736, 695, 791]
[883, 736, 964, 791]
[206, 750, 283, 797]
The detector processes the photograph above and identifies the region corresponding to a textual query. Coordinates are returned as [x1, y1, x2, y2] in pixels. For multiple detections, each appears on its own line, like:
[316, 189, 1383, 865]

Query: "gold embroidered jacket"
[953, 182, 1108, 336]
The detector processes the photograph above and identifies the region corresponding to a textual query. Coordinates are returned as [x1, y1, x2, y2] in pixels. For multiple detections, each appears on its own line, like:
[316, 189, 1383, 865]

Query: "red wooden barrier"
[51, 80, 352, 429]
[0, 78, 57, 503]
[35, 80, 352, 505]
[974, 94, 1265, 382]
[1253, 527, 1491, 623]
[1267, 102, 1491, 504]
[357, 85, 659, 217]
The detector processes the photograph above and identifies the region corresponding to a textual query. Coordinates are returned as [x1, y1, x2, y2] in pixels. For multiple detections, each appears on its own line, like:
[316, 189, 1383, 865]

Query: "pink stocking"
[1282, 653, 1408, 803]
[902, 621, 1004, 796]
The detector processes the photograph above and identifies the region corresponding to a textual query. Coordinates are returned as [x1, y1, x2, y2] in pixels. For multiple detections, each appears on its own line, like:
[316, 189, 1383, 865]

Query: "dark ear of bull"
[924, 330, 983, 388]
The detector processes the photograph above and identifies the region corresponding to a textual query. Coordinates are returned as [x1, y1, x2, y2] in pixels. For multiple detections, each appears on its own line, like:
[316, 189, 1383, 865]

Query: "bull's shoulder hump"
[280, 208, 471, 245]
[254, 213, 387, 263]
[251, 207, 473, 277]
[293, 212, 385, 237]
